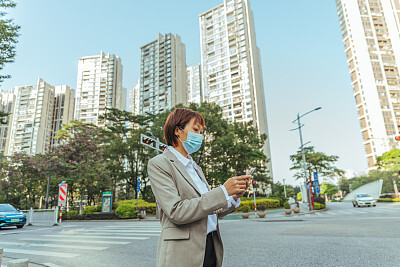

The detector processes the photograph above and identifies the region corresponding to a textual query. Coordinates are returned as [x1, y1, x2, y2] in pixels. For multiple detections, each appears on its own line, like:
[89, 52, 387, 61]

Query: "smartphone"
[246, 167, 256, 176]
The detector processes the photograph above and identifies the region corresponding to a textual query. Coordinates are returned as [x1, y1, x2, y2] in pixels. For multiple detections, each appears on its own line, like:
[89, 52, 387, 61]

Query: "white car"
[352, 193, 376, 207]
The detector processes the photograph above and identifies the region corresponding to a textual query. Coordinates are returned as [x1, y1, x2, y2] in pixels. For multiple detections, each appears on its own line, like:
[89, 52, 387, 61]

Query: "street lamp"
[290, 107, 322, 211]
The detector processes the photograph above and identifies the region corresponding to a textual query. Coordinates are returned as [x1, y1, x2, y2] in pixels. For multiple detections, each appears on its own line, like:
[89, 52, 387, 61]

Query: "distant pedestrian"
[147, 108, 251, 267]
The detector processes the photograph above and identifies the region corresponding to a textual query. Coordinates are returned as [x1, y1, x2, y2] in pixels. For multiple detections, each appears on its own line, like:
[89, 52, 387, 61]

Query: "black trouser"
[203, 231, 217, 267]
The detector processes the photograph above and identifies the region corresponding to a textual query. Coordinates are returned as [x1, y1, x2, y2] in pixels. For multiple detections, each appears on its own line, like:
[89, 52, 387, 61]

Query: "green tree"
[0, 0, 20, 83]
[321, 183, 338, 198]
[290, 146, 344, 181]
[100, 108, 154, 201]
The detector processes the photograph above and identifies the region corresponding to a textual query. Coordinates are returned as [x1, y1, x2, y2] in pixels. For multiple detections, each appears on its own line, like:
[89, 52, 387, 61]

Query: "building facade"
[6, 78, 55, 155]
[50, 85, 75, 148]
[187, 64, 202, 104]
[199, 0, 272, 177]
[129, 80, 140, 115]
[336, 0, 400, 169]
[0, 90, 14, 155]
[139, 33, 187, 115]
[5, 78, 75, 156]
[75, 51, 123, 127]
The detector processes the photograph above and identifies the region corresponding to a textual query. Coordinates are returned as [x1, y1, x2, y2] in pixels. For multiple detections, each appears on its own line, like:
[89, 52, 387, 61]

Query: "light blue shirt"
[168, 146, 240, 234]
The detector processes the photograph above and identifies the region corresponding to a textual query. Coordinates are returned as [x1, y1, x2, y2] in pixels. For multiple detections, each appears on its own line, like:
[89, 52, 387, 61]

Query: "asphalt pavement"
[0, 202, 399, 266]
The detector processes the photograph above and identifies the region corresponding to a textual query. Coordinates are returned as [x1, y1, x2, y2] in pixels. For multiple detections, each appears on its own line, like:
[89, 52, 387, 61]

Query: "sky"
[1, 0, 368, 186]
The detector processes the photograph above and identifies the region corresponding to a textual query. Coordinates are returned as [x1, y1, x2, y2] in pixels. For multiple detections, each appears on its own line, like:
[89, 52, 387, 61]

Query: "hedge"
[83, 206, 99, 215]
[64, 212, 119, 220]
[238, 199, 280, 212]
[314, 203, 326, 210]
[117, 199, 157, 214]
[115, 204, 138, 219]
[378, 198, 400, 202]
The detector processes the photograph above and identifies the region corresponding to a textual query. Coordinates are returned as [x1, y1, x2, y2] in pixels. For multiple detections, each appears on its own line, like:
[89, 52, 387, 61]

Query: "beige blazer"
[147, 149, 236, 267]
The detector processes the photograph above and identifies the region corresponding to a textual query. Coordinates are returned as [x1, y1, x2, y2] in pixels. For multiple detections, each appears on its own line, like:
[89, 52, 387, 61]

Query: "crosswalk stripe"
[82, 229, 161, 233]
[69, 232, 160, 237]
[3, 248, 79, 258]
[0, 241, 108, 251]
[44, 234, 150, 240]
[20, 238, 131, 245]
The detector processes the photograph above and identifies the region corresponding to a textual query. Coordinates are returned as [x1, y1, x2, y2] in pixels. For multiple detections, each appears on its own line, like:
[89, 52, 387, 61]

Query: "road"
[0, 202, 399, 266]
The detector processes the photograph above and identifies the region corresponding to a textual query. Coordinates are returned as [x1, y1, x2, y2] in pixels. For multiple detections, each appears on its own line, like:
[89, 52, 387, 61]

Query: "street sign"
[57, 183, 68, 207]
[102, 191, 112, 213]
[137, 178, 141, 193]
[314, 172, 320, 196]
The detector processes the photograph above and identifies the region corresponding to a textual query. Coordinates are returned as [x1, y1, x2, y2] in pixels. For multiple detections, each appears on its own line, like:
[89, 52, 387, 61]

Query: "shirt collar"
[168, 146, 197, 169]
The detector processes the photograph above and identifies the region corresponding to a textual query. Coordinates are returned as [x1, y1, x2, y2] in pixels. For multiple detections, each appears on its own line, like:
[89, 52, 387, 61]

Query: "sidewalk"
[1, 257, 45, 267]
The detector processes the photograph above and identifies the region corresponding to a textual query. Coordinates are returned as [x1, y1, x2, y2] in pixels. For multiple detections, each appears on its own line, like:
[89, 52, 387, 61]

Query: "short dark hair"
[164, 108, 205, 147]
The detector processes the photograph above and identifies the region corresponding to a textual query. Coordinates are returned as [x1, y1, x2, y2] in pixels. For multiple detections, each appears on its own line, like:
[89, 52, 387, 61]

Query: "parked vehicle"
[0, 204, 27, 229]
[352, 194, 376, 207]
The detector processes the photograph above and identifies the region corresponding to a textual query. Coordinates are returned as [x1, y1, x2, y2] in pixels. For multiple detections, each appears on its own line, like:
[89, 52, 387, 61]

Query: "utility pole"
[290, 107, 321, 211]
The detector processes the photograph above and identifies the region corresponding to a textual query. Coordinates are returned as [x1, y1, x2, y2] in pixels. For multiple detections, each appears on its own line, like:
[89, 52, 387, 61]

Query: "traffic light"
[252, 180, 256, 186]
[159, 143, 168, 151]
[395, 136, 400, 141]
[141, 134, 156, 149]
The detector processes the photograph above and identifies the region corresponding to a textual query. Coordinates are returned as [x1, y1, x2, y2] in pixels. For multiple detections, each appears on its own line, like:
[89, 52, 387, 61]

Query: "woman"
[147, 108, 250, 267]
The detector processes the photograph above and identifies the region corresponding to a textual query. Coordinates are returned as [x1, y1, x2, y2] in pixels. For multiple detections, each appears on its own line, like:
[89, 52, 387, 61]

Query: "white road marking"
[3, 248, 79, 258]
[20, 238, 131, 245]
[44, 234, 149, 240]
[82, 229, 161, 233]
[0, 241, 108, 250]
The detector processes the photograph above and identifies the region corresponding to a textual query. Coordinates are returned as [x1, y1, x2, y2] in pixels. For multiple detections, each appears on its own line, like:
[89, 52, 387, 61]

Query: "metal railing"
[21, 207, 59, 226]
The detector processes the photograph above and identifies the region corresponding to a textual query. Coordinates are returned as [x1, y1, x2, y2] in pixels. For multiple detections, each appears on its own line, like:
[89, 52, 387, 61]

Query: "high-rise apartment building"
[5, 78, 75, 156]
[6, 78, 55, 155]
[187, 64, 202, 104]
[129, 80, 140, 115]
[75, 51, 123, 127]
[50, 85, 75, 148]
[0, 90, 14, 154]
[139, 33, 187, 115]
[336, 0, 400, 169]
[199, 0, 272, 177]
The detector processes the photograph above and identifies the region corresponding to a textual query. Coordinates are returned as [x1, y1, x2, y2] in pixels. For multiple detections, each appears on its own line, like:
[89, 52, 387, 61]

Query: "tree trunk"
[79, 189, 84, 215]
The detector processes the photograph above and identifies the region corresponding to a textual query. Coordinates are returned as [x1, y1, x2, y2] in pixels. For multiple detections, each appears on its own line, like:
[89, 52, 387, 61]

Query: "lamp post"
[290, 107, 321, 211]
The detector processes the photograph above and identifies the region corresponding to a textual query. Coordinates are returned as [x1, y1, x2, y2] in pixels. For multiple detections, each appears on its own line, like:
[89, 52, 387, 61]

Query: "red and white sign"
[58, 183, 68, 207]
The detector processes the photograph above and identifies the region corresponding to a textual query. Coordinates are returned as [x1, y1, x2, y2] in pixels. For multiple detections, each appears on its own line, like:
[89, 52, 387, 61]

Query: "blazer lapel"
[163, 149, 201, 196]
[195, 166, 210, 190]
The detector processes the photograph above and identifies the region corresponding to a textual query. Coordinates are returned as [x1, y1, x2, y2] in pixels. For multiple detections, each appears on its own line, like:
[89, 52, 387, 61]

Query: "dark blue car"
[0, 204, 27, 229]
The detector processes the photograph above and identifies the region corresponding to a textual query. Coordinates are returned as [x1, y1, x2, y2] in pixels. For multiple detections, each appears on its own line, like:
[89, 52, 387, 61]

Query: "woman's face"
[176, 118, 204, 142]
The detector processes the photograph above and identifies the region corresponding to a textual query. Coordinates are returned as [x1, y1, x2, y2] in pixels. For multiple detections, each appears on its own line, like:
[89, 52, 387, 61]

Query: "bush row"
[238, 199, 280, 212]
[377, 198, 400, 202]
[116, 199, 157, 214]
[64, 212, 120, 220]
[314, 203, 326, 210]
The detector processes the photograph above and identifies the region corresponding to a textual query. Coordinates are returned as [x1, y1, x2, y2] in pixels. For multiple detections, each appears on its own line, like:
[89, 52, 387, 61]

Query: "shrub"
[241, 206, 250, 213]
[65, 213, 119, 220]
[66, 210, 78, 219]
[314, 203, 326, 210]
[378, 198, 400, 202]
[115, 204, 138, 219]
[238, 199, 280, 211]
[117, 199, 157, 214]
[283, 201, 291, 209]
[258, 205, 266, 211]
[314, 196, 325, 205]
[83, 206, 99, 215]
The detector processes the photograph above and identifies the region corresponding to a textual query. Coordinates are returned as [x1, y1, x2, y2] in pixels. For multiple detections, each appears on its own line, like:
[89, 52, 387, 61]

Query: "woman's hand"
[223, 175, 251, 196]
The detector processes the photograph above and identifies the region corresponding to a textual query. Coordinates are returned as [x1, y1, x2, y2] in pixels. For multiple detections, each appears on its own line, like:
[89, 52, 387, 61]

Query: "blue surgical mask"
[178, 128, 203, 154]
